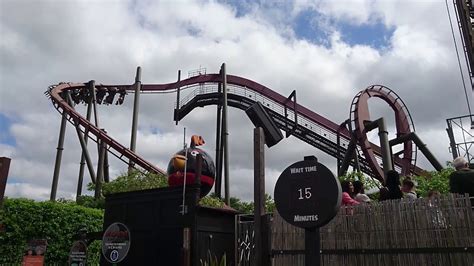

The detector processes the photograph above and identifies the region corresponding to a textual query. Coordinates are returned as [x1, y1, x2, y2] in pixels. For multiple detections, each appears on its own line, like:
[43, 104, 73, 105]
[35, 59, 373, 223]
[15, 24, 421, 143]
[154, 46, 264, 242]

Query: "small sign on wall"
[68, 240, 87, 266]
[22, 239, 47, 266]
[102, 222, 131, 264]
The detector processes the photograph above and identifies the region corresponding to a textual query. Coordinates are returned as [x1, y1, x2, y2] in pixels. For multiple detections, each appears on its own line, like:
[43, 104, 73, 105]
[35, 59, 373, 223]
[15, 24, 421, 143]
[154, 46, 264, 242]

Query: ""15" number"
[298, 187, 312, 200]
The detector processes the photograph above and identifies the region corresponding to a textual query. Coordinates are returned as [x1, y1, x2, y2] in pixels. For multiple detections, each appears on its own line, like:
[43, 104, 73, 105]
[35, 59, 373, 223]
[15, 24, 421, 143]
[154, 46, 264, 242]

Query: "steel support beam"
[175, 70, 181, 125]
[65, 92, 97, 184]
[76, 95, 93, 199]
[347, 121, 362, 172]
[284, 90, 297, 138]
[90, 80, 100, 128]
[336, 120, 350, 175]
[104, 145, 110, 183]
[50, 92, 69, 201]
[338, 137, 357, 177]
[73, 123, 97, 184]
[129, 66, 141, 172]
[364, 118, 393, 178]
[389, 132, 443, 171]
[446, 120, 459, 159]
[95, 136, 106, 199]
[214, 81, 223, 198]
[221, 63, 230, 205]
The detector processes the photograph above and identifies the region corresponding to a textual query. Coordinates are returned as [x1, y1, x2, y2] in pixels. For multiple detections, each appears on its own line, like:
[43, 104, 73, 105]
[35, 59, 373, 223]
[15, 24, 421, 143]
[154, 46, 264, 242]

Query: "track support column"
[215, 81, 223, 198]
[95, 133, 106, 199]
[446, 119, 459, 159]
[364, 118, 393, 177]
[50, 91, 69, 201]
[129, 66, 142, 172]
[76, 90, 93, 199]
[65, 92, 97, 184]
[221, 63, 230, 205]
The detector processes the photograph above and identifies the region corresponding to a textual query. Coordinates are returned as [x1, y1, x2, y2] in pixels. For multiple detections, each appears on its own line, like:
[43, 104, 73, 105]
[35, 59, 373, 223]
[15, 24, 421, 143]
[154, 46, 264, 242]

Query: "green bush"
[89, 169, 168, 196]
[0, 198, 104, 264]
[339, 171, 382, 192]
[340, 168, 454, 199]
[76, 195, 105, 209]
[199, 196, 226, 209]
[412, 168, 453, 197]
[201, 194, 275, 214]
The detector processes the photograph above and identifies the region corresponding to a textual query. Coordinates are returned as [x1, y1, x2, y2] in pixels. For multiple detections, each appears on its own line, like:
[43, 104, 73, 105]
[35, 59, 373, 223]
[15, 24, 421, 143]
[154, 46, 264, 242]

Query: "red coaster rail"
[47, 73, 424, 183]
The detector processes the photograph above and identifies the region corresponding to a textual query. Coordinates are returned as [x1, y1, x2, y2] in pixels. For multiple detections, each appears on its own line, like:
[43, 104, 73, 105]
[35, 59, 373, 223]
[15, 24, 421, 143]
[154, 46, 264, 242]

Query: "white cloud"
[0, 143, 15, 158]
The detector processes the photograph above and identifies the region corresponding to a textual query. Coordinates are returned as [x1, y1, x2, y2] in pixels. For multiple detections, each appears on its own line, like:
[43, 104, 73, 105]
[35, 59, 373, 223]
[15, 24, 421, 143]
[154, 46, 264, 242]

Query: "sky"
[1, 0, 473, 202]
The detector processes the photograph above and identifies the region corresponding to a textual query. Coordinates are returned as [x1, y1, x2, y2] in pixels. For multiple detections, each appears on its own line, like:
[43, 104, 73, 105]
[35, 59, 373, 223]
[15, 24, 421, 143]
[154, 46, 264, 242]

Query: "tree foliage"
[0, 198, 104, 264]
[338, 171, 382, 192]
[412, 168, 453, 197]
[200, 193, 275, 214]
[230, 194, 276, 213]
[340, 168, 454, 199]
[199, 196, 226, 209]
[76, 195, 105, 209]
[88, 169, 168, 196]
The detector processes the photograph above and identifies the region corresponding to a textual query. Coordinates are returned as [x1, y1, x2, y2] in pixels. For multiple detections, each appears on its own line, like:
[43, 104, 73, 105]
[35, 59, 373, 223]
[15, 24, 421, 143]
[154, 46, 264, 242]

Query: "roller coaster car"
[167, 135, 216, 198]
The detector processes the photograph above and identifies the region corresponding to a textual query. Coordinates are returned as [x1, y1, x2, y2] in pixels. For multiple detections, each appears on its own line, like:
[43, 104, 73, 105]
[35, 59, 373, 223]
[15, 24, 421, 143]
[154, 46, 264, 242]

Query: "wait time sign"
[274, 158, 342, 228]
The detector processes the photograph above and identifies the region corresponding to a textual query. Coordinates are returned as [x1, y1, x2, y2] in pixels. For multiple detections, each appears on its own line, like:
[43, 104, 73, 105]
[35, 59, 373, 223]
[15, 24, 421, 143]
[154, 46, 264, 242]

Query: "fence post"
[254, 127, 266, 265]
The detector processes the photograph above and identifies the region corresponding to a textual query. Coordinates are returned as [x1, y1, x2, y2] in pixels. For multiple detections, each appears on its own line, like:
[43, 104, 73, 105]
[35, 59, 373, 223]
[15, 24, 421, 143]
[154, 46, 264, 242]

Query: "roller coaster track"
[47, 73, 423, 181]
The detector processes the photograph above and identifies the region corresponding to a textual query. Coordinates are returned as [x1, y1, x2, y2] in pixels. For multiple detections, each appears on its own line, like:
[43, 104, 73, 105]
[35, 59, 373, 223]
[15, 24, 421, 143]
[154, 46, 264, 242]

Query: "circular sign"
[274, 160, 341, 228]
[68, 240, 87, 266]
[101, 222, 131, 264]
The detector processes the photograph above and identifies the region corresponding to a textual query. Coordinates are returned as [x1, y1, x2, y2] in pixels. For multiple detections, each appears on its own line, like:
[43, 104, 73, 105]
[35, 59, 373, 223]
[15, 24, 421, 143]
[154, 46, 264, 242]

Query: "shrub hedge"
[0, 198, 104, 264]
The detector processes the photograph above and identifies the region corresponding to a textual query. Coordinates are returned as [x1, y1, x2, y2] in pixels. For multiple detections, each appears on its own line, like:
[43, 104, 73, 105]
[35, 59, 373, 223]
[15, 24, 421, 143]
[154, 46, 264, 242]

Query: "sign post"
[68, 240, 87, 266]
[274, 156, 341, 266]
[102, 222, 131, 264]
[22, 239, 48, 266]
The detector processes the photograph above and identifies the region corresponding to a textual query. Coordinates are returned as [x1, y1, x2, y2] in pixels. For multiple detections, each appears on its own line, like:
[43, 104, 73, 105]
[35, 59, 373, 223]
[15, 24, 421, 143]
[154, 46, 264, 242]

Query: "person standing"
[449, 157, 474, 197]
[401, 178, 417, 200]
[353, 180, 371, 203]
[379, 170, 403, 201]
[341, 180, 360, 206]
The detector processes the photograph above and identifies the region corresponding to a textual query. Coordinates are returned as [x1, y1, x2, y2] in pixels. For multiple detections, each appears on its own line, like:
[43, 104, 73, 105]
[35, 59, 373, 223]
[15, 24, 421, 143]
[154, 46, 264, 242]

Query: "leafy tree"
[202, 194, 275, 214]
[412, 168, 453, 197]
[264, 194, 275, 213]
[229, 196, 253, 214]
[340, 168, 454, 199]
[339, 171, 382, 192]
[76, 195, 105, 209]
[87, 169, 168, 196]
[199, 196, 226, 209]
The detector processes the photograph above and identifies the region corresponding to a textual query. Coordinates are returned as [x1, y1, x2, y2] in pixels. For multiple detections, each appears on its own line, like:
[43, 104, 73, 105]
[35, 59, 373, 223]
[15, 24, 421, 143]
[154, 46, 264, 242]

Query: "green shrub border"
[0, 198, 104, 264]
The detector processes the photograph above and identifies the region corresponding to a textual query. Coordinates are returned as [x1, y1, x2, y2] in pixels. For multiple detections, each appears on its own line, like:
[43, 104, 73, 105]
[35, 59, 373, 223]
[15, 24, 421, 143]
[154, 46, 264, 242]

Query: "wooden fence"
[271, 194, 473, 266]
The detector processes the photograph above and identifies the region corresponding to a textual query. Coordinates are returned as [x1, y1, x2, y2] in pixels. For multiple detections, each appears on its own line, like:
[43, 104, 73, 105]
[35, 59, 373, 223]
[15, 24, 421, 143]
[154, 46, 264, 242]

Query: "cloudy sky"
[1, 0, 472, 201]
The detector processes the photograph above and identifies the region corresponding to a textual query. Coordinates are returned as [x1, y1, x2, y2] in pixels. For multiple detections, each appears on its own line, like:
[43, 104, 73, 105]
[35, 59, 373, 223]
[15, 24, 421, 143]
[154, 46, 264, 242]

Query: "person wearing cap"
[449, 157, 474, 198]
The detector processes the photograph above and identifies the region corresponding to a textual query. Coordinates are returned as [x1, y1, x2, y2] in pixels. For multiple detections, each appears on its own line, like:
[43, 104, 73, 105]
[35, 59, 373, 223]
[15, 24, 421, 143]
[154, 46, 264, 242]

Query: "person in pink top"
[341, 180, 360, 206]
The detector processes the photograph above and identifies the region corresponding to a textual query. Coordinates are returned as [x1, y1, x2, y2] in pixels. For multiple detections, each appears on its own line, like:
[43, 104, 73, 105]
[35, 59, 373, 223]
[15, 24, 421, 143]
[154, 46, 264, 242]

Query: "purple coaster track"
[47, 73, 423, 182]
